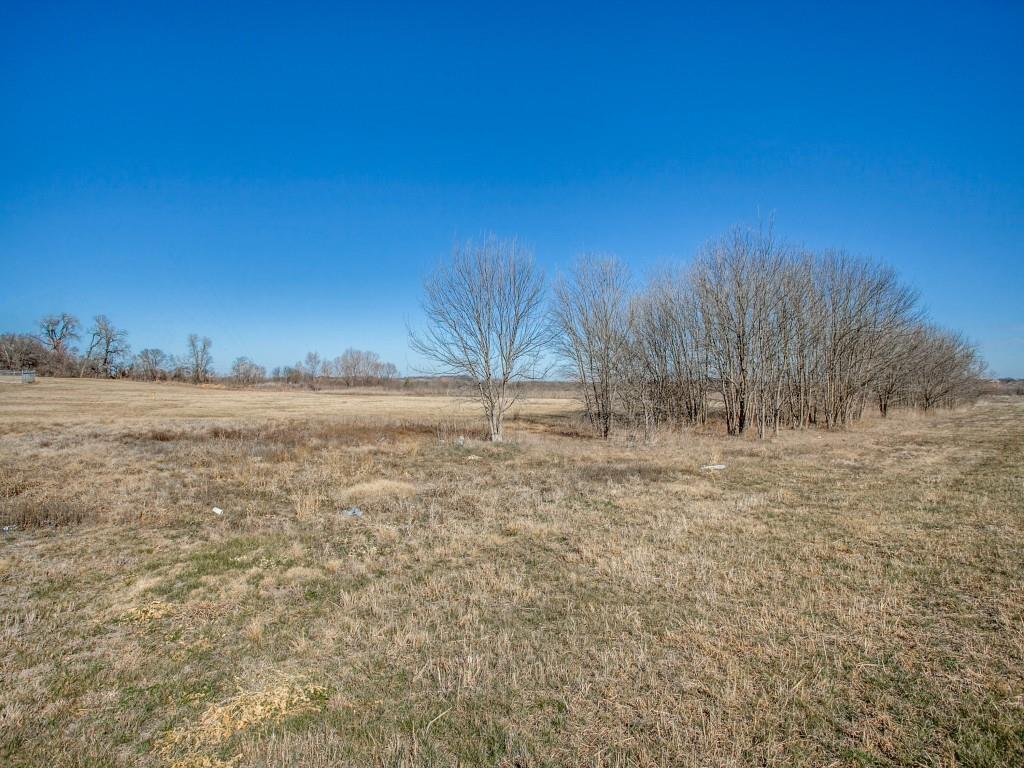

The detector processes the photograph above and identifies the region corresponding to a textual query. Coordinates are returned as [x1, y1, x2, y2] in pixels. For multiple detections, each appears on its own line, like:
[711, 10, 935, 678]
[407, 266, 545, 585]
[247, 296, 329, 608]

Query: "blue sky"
[2, 1, 1022, 376]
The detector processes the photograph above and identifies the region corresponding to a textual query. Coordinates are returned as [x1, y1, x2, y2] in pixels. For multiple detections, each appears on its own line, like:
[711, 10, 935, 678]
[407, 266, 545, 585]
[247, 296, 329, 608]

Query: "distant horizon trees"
[133, 348, 170, 380]
[334, 348, 399, 386]
[268, 348, 401, 388]
[230, 356, 266, 385]
[1, 313, 404, 390]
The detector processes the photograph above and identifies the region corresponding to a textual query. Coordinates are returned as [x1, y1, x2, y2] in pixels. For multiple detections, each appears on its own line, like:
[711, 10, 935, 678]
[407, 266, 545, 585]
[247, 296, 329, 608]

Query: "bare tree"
[410, 236, 547, 442]
[1, 334, 45, 371]
[335, 348, 363, 386]
[604, 223, 956, 438]
[231, 356, 266, 385]
[133, 348, 169, 381]
[690, 226, 787, 436]
[874, 323, 927, 417]
[777, 253, 820, 429]
[187, 334, 213, 383]
[633, 270, 709, 427]
[79, 315, 130, 377]
[812, 252, 918, 428]
[332, 349, 398, 386]
[361, 351, 383, 381]
[301, 351, 324, 389]
[908, 325, 984, 410]
[552, 256, 632, 438]
[38, 313, 79, 355]
[376, 360, 399, 383]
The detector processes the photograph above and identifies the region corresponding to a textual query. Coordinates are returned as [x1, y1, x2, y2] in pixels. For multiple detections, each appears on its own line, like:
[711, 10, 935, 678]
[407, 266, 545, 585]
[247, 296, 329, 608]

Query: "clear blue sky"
[2, 1, 1022, 376]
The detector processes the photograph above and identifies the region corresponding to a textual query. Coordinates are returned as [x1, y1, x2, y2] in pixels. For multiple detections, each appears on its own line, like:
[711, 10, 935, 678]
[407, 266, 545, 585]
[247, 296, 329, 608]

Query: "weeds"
[0, 379, 1022, 766]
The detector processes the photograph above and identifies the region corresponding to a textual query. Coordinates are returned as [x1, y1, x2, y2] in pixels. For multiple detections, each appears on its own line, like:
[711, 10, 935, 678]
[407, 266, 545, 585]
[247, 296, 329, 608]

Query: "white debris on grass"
[701, 464, 726, 471]
[342, 507, 364, 518]
[212, 507, 224, 515]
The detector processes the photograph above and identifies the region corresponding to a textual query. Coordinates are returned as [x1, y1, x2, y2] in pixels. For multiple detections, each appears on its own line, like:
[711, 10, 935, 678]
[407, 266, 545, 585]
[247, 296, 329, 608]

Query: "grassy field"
[1, 379, 1022, 767]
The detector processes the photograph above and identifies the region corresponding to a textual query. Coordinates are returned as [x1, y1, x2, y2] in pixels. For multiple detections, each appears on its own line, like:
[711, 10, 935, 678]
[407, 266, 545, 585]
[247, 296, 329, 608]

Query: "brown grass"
[1, 379, 1022, 766]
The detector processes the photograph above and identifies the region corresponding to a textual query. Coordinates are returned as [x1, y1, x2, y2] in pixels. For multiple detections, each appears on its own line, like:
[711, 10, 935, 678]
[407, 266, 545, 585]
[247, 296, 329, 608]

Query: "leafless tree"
[1, 334, 47, 371]
[410, 235, 548, 441]
[337, 352, 394, 385]
[187, 334, 213, 383]
[335, 348, 365, 386]
[874, 324, 927, 417]
[361, 351, 384, 381]
[376, 360, 399, 383]
[133, 348, 169, 381]
[38, 313, 79, 355]
[690, 226, 788, 436]
[165, 354, 189, 381]
[79, 315, 130, 377]
[603, 223, 966, 438]
[300, 351, 324, 389]
[331, 349, 399, 386]
[776, 253, 819, 429]
[552, 256, 632, 438]
[281, 365, 302, 385]
[231, 356, 266, 385]
[628, 270, 709, 430]
[907, 325, 984, 410]
[812, 252, 919, 428]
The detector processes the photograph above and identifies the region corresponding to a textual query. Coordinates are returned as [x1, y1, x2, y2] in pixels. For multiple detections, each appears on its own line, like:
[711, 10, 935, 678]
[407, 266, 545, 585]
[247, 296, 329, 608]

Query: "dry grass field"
[1, 378, 1022, 767]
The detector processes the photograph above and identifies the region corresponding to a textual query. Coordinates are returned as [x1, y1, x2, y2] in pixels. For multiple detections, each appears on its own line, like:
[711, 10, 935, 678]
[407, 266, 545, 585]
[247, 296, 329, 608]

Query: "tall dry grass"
[0, 379, 1022, 766]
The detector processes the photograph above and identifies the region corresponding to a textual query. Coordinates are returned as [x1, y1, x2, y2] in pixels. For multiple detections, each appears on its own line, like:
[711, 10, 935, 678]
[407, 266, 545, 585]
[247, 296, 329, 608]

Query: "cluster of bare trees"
[552, 227, 985, 439]
[132, 348, 173, 380]
[551, 258, 632, 438]
[122, 333, 214, 382]
[2, 314, 133, 377]
[413, 229, 985, 442]
[230, 356, 266, 385]
[268, 349, 400, 389]
[0, 333, 53, 373]
[2, 314, 85, 375]
[2, 312, 400, 390]
[0, 313, 219, 383]
[333, 349, 400, 386]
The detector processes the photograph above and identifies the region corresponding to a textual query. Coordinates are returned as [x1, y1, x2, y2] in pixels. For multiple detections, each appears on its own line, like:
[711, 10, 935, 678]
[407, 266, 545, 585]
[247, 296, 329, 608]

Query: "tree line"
[2, 224, 986, 434]
[0, 315, 398, 388]
[411, 228, 985, 441]
[267, 349, 400, 389]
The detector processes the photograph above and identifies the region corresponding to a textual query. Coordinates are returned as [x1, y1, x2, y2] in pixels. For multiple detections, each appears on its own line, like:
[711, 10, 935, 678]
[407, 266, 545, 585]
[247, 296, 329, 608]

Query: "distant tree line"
[0, 315, 218, 383]
[411, 227, 987, 441]
[267, 349, 400, 389]
[0, 315, 398, 388]
[988, 378, 1024, 396]
[2, 314, 139, 378]
[130, 335, 214, 383]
